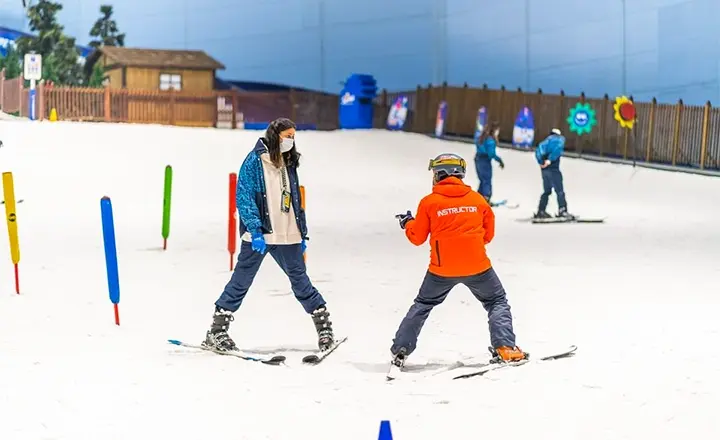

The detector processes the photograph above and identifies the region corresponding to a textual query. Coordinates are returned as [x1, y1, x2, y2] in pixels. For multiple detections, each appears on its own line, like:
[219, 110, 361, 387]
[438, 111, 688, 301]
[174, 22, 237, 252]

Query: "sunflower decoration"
[613, 96, 636, 129]
[567, 102, 597, 135]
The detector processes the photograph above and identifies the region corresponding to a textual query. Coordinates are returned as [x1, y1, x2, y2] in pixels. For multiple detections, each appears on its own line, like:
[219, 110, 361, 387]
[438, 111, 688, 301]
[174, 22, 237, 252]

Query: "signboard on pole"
[23, 53, 42, 80]
[23, 53, 42, 121]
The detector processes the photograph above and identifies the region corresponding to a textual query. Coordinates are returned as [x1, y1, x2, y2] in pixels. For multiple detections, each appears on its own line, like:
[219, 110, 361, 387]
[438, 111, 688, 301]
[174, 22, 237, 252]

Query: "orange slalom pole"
[300, 185, 306, 262]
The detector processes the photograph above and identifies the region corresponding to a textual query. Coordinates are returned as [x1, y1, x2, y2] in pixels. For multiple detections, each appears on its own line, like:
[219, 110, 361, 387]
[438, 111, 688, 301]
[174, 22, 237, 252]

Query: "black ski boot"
[391, 347, 408, 369]
[533, 210, 551, 219]
[311, 306, 334, 351]
[202, 307, 237, 352]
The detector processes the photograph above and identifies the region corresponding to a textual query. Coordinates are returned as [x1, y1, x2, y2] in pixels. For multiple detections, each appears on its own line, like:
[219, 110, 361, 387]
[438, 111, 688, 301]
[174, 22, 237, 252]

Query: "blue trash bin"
[339, 74, 378, 129]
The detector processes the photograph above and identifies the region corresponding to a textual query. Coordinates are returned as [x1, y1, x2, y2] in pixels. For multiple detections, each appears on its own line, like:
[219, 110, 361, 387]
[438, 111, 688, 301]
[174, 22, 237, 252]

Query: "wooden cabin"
[87, 46, 225, 92]
[86, 46, 226, 126]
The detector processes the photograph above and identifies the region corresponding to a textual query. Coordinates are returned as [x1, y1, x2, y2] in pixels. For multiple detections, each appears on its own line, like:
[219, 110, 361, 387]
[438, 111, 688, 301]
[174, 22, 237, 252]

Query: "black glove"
[497, 158, 505, 169]
[395, 210, 414, 229]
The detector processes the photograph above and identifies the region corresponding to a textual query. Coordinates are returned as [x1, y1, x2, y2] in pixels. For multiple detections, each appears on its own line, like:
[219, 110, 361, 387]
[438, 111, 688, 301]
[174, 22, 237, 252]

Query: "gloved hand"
[497, 158, 505, 169]
[251, 231, 266, 254]
[301, 239, 307, 253]
[395, 210, 414, 229]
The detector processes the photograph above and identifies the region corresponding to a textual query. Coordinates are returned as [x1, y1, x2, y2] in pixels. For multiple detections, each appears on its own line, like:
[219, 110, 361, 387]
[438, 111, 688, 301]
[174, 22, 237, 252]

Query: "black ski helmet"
[428, 153, 466, 181]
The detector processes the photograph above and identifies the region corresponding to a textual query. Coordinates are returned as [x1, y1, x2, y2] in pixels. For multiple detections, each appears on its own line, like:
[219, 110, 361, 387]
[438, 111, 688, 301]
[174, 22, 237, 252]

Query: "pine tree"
[89, 5, 125, 49]
[15, 0, 82, 85]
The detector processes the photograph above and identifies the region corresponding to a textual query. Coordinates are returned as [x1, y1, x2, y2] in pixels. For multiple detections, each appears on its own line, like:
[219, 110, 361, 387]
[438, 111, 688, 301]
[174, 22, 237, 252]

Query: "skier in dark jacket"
[534, 128, 574, 219]
[203, 118, 335, 353]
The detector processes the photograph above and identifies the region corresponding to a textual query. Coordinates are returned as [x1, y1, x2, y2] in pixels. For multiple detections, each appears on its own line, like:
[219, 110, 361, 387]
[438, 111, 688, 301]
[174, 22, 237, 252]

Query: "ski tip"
[167, 339, 182, 345]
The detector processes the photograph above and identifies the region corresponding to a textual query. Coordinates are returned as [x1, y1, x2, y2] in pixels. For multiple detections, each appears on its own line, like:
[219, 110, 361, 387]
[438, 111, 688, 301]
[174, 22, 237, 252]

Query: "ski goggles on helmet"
[428, 155, 466, 171]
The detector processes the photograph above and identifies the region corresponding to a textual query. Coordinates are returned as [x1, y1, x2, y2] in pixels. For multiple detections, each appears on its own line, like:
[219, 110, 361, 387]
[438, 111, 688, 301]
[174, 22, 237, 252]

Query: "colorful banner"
[386, 96, 408, 130]
[434, 101, 447, 137]
[474, 106, 487, 141]
[512, 106, 535, 148]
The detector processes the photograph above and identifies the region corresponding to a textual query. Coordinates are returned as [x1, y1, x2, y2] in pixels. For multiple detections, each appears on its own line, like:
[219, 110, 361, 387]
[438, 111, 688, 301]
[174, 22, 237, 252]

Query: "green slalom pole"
[162, 165, 173, 250]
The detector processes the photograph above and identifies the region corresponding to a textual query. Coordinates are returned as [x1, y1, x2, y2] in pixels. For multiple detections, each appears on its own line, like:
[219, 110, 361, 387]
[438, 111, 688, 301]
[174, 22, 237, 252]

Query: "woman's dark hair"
[478, 120, 500, 145]
[263, 117, 301, 168]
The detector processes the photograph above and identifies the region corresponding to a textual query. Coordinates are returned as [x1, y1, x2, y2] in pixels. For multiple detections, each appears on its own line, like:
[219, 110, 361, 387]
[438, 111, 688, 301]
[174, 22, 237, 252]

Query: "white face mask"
[280, 137, 294, 153]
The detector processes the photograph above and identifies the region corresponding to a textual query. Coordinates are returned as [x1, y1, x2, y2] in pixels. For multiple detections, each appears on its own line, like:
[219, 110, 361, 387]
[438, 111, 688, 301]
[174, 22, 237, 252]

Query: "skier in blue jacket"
[534, 128, 574, 219]
[474, 121, 504, 203]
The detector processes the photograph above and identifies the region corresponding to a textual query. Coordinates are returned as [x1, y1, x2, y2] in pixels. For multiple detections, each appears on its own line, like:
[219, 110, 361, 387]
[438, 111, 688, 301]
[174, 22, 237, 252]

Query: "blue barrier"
[339, 73, 378, 129]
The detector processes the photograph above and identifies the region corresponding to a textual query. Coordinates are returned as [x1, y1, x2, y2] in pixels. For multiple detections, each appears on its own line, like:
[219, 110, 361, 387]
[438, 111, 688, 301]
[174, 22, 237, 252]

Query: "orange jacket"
[404, 177, 495, 277]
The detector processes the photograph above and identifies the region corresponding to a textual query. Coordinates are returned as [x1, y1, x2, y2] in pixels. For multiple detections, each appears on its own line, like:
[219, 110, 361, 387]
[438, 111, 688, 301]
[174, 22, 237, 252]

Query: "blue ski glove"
[395, 210, 414, 229]
[251, 231, 266, 254]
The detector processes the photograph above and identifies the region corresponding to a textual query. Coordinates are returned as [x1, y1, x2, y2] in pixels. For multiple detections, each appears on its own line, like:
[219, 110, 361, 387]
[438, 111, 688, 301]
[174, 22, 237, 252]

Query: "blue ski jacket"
[475, 137, 503, 164]
[534, 134, 566, 169]
[236, 138, 308, 239]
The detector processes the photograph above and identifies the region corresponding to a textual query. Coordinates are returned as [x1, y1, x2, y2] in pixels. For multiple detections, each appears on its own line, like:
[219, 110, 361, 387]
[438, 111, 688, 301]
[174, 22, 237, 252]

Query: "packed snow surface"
[0, 121, 719, 440]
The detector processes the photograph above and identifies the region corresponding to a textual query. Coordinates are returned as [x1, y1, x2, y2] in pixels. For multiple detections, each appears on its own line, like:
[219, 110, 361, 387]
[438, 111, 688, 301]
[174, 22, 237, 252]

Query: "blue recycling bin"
[339, 73, 378, 129]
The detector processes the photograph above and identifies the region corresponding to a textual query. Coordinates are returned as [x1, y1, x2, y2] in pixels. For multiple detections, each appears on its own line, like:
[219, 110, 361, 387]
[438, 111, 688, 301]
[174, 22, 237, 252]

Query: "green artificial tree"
[15, 0, 82, 85]
[86, 5, 125, 86]
[89, 5, 125, 49]
[0, 44, 23, 79]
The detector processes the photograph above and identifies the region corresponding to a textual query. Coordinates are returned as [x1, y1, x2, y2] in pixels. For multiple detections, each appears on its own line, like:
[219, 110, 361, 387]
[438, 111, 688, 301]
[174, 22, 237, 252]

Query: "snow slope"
[0, 121, 719, 440]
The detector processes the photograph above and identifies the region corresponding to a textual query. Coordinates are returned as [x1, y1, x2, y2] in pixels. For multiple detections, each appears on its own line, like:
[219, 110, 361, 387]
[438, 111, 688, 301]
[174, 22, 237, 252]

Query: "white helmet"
[551, 128, 562, 136]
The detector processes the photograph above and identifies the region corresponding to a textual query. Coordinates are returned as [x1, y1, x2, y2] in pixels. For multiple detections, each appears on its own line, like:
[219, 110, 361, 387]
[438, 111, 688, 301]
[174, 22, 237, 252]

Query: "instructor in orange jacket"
[389, 153, 527, 370]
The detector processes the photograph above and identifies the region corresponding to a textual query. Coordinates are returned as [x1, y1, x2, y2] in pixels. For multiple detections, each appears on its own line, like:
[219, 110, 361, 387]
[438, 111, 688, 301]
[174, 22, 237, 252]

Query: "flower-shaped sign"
[567, 102, 597, 135]
[613, 96, 636, 129]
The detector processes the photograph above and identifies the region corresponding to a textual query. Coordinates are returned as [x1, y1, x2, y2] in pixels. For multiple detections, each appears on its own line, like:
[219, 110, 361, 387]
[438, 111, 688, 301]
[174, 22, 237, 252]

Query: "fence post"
[169, 89, 176, 126]
[231, 90, 238, 129]
[37, 81, 44, 121]
[18, 74, 24, 117]
[645, 97, 656, 162]
[699, 100, 711, 169]
[289, 88, 297, 122]
[104, 86, 111, 122]
[0, 68, 5, 111]
[671, 99, 683, 166]
[622, 95, 633, 159]
[557, 90, 566, 135]
[599, 94, 609, 156]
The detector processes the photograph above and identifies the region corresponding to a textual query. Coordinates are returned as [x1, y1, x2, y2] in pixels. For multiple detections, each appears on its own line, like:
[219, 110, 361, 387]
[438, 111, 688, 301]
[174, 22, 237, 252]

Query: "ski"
[386, 359, 473, 382]
[302, 336, 348, 365]
[167, 339, 287, 365]
[491, 199, 519, 209]
[531, 216, 604, 224]
[516, 215, 604, 223]
[452, 345, 577, 379]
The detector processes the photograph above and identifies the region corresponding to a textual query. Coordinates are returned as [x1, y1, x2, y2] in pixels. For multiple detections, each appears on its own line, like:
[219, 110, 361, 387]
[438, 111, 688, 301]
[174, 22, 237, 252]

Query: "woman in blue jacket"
[202, 117, 336, 353]
[474, 121, 505, 202]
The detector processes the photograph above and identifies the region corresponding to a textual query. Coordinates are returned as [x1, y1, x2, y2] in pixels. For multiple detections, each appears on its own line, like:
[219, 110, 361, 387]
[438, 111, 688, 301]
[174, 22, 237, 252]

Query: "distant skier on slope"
[390, 153, 527, 370]
[533, 128, 575, 219]
[202, 117, 335, 353]
[474, 121, 504, 203]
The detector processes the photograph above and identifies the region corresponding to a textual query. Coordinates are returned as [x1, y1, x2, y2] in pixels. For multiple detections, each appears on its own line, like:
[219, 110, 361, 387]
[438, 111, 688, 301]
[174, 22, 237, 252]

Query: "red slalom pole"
[114, 303, 120, 326]
[228, 173, 237, 270]
[14, 263, 19, 294]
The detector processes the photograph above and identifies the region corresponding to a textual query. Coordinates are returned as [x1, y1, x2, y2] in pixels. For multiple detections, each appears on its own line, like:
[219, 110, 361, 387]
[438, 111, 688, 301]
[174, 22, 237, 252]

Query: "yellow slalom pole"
[2, 172, 20, 294]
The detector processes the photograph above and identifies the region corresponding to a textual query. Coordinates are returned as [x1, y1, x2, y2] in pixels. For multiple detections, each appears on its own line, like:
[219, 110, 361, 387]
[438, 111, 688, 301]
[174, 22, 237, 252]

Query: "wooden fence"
[2, 67, 719, 172]
[373, 83, 720, 171]
[0, 71, 339, 131]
